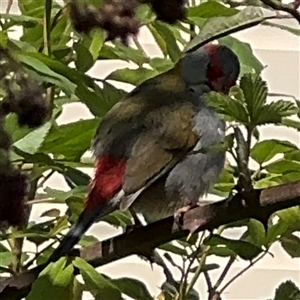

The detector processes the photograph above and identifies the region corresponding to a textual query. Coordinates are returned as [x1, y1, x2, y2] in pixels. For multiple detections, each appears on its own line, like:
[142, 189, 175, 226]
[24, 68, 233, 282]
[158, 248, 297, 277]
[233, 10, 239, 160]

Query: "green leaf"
[74, 42, 94, 73]
[73, 258, 122, 299]
[273, 280, 300, 300]
[206, 245, 236, 257]
[242, 219, 266, 247]
[16, 54, 76, 96]
[27, 258, 75, 300]
[89, 29, 105, 60]
[251, 139, 298, 164]
[265, 220, 288, 246]
[78, 235, 99, 247]
[45, 186, 86, 203]
[49, 216, 69, 236]
[13, 121, 52, 155]
[204, 234, 263, 260]
[149, 57, 174, 73]
[101, 210, 133, 228]
[256, 101, 298, 125]
[277, 206, 300, 232]
[111, 41, 149, 66]
[188, 2, 238, 18]
[159, 242, 187, 256]
[106, 67, 159, 86]
[265, 159, 300, 174]
[151, 21, 182, 62]
[219, 36, 264, 74]
[281, 118, 300, 131]
[111, 277, 154, 300]
[40, 209, 61, 218]
[240, 73, 267, 123]
[185, 7, 265, 52]
[62, 167, 91, 188]
[147, 23, 168, 57]
[280, 233, 300, 258]
[16, 51, 107, 116]
[205, 92, 249, 124]
[41, 119, 99, 160]
[263, 21, 300, 36]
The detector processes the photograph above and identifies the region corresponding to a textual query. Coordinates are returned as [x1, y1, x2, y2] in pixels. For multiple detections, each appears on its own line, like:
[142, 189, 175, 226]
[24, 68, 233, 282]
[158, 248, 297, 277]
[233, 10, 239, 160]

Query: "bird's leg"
[126, 208, 157, 266]
[124, 208, 146, 234]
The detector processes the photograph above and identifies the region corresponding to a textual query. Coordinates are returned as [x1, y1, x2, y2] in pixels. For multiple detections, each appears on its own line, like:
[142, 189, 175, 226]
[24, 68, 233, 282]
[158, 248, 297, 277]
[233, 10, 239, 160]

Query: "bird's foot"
[174, 203, 199, 228]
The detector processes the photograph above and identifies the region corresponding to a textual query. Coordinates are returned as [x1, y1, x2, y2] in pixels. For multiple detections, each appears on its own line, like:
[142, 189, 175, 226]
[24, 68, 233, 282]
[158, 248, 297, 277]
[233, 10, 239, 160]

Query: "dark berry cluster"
[0, 47, 47, 229]
[0, 169, 28, 229]
[147, 0, 187, 24]
[69, 0, 140, 44]
[2, 80, 49, 128]
[69, 0, 187, 44]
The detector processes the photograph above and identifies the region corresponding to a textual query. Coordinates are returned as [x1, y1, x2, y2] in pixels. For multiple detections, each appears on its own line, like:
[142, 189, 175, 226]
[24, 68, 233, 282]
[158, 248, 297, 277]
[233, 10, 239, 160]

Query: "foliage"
[0, 0, 299, 299]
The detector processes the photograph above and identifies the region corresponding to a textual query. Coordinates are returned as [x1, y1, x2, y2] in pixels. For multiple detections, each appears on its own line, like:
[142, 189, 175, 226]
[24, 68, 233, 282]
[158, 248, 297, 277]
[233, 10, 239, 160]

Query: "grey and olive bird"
[50, 44, 240, 260]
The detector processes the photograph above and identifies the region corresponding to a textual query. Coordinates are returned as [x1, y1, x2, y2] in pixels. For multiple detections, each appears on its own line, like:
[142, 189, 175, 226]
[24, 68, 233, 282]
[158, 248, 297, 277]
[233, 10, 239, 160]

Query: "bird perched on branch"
[50, 43, 240, 261]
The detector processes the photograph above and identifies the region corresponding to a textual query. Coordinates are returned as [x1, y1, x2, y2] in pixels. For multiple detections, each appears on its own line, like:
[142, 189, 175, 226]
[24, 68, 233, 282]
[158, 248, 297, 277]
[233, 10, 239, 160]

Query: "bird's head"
[180, 43, 240, 95]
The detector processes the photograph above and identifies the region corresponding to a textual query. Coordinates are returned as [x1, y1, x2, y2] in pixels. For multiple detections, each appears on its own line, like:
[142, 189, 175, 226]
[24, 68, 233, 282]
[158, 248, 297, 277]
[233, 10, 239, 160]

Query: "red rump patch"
[85, 156, 127, 212]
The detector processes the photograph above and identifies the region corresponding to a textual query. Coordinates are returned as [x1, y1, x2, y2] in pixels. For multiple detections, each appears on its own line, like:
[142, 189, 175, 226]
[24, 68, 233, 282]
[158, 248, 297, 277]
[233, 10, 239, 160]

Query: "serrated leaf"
[111, 277, 154, 300]
[205, 92, 249, 123]
[240, 73, 268, 123]
[281, 118, 300, 130]
[273, 280, 300, 300]
[106, 67, 159, 86]
[256, 101, 298, 125]
[251, 139, 298, 164]
[185, 7, 266, 52]
[280, 233, 300, 258]
[13, 121, 52, 154]
[73, 258, 122, 299]
[27, 258, 75, 300]
[204, 234, 263, 260]
[219, 36, 263, 74]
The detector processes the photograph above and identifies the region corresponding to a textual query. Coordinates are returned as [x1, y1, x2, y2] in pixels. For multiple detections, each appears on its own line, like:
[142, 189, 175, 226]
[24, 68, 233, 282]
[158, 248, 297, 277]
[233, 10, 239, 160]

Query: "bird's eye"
[189, 87, 195, 93]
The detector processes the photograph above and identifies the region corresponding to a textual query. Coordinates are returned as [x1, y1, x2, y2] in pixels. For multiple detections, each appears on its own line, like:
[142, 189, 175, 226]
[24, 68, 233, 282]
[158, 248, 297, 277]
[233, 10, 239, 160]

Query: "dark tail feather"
[48, 201, 116, 263]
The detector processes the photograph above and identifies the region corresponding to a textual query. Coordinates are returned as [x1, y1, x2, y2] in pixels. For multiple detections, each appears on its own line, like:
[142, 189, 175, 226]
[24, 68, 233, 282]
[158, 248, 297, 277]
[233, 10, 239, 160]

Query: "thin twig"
[260, 0, 300, 24]
[213, 256, 236, 291]
[218, 252, 267, 294]
[6, 0, 13, 14]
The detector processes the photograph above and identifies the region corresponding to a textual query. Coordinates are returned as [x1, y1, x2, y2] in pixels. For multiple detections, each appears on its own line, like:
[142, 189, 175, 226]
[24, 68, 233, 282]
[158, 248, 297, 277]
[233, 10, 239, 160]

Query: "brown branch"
[260, 0, 300, 24]
[1, 181, 300, 300]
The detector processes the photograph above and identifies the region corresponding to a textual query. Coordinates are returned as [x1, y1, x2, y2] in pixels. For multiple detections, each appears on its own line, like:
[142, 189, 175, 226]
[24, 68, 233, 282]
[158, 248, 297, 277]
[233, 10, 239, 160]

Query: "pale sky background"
[0, 1, 299, 299]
